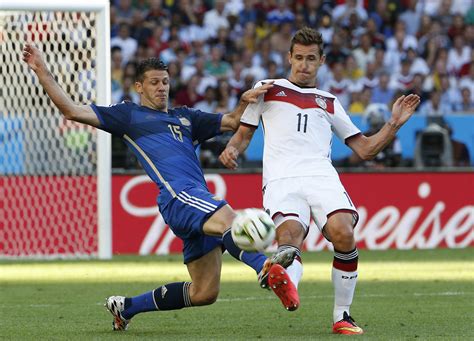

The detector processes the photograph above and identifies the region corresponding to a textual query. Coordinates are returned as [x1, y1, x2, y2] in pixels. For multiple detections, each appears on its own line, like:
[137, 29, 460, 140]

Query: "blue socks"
[122, 282, 192, 319]
[222, 228, 267, 273]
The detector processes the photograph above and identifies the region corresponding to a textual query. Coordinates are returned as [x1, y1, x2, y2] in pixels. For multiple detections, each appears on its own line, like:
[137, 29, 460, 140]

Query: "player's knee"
[191, 289, 219, 306]
[329, 225, 354, 246]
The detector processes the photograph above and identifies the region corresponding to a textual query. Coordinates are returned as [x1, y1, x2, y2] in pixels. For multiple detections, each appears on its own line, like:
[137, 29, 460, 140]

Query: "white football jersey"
[241, 79, 360, 187]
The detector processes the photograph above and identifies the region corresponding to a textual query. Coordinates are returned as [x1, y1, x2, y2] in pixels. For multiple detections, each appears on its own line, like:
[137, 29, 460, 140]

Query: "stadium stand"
[109, 0, 473, 169]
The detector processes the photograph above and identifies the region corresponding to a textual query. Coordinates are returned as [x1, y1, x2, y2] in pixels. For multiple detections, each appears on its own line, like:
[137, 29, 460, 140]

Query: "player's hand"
[219, 146, 239, 170]
[389, 94, 421, 128]
[22, 43, 48, 74]
[241, 81, 274, 103]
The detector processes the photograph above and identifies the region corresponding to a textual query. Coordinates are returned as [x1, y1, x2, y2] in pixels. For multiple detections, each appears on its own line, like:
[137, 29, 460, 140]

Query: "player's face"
[136, 69, 170, 112]
[288, 44, 325, 87]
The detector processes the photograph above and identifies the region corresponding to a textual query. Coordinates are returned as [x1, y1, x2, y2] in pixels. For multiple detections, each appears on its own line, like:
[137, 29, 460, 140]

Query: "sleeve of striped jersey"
[330, 98, 361, 141]
[90, 102, 133, 136]
[188, 108, 223, 143]
[240, 81, 264, 127]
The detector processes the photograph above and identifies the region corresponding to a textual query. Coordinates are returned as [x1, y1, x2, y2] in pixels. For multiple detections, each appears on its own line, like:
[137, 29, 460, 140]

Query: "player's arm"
[220, 82, 273, 132]
[22, 43, 100, 127]
[347, 94, 420, 160]
[219, 124, 257, 170]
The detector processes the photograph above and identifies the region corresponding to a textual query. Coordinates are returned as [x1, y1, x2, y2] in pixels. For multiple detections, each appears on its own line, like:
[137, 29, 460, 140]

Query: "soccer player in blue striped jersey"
[22, 43, 275, 331]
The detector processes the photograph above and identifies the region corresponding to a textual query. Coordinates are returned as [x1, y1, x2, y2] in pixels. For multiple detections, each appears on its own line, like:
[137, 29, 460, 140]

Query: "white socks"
[332, 267, 358, 322]
[286, 258, 303, 288]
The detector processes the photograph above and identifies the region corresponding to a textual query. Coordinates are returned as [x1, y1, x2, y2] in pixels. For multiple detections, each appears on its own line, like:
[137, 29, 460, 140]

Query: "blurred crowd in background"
[108, 0, 474, 170]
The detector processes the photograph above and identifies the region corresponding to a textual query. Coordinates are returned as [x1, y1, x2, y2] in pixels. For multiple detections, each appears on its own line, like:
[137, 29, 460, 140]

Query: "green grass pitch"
[1, 248, 473, 340]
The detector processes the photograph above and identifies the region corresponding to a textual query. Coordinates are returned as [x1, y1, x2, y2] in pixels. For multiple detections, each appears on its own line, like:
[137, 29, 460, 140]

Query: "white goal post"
[0, 0, 112, 259]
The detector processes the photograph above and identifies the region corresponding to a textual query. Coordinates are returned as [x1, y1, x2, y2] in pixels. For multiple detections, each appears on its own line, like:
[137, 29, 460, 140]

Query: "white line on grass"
[15, 291, 472, 308]
[216, 291, 472, 303]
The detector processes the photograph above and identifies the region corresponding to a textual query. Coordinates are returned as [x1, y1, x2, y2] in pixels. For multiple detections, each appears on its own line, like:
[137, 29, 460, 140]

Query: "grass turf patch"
[1, 248, 473, 340]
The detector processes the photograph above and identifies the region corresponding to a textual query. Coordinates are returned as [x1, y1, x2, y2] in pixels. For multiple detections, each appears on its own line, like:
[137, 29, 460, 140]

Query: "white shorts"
[263, 176, 358, 232]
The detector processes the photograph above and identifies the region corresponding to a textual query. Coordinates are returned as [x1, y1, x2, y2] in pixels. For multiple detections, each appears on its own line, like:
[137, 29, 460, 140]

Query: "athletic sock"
[122, 282, 192, 319]
[332, 248, 359, 322]
[222, 228, 268, 273]
[285, 256, 303, 288]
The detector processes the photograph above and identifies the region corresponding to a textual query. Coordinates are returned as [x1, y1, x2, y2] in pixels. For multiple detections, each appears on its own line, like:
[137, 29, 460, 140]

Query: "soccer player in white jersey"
[219, 27, 420, 335]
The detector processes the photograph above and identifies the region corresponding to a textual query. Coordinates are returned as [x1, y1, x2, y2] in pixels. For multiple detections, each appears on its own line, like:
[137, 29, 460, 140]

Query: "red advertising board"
[112, 173, 474, 254]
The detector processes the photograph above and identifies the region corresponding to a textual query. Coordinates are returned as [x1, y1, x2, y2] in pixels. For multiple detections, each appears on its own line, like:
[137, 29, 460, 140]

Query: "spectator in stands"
[344, 55, 364, 81]
[447, 35, 472, 76]
[215, 79, 237, 113]
[241, 49, 266, 81]
[453, 87, 474, 113]
[228, 61, 245, 94]
[370, 0, 397, 35]
[349, 86, 372, 114]
[302, 0, 332, 30]
[390, 57, 414, 91]
[352, 33, 376, 74]
[418, 90, 452, 116]
[448, 13, 465, 39]
[269, 21, 294, 55]
[239, 0, 258, 27]
[144, 0, 170, 27]
[371, 72, 395, 105]
[266, 0, 295, 26]
[111, 46, 124, 89]
[386, 20, 418, 53]
[419, 19, 451, 56]
[365, 17, 386, 48]
[325, 33, 350, 67]
[318, 13, 335, 44]
[358, 62, 379, 90]
[211, 27, 237, 62]
[195, 86, 218, 113]
[324, 61, 352, 110]
[114, 0, 136, 27]
[205, 46, 232, 79]
[112, 76, 139, 104]
[147, 25, 168, 57]
[406, 47, 430, 77]
[439, 74, 461, 110]
[174, 74, 203, 107]
[372, 46, 391, 74]
[111, 23, 138, 66]
[333, 0, 368, 28]
[203, 0, 229, 38]
[252, 37, 283, 71]
[399, 0, 421, 36]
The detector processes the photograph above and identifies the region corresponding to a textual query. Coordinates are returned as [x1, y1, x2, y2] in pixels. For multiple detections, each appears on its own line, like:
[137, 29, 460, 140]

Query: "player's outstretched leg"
[268, 264, 300, 311]
[105, 282, 192, 331]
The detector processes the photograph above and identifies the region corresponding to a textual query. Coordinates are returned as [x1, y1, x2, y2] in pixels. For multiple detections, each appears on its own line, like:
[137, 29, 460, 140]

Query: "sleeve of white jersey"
[240, 81, 265, 127]
[331, 98, 361, 142]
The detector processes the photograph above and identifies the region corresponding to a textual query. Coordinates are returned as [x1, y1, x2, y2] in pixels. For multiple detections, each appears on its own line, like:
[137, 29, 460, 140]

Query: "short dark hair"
[135, 58, 168, 82]
[290, 27, 324, 56]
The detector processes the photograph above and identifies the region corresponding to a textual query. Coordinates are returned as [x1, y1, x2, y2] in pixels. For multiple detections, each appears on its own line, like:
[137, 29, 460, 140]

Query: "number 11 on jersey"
[297, 113, 308, 133]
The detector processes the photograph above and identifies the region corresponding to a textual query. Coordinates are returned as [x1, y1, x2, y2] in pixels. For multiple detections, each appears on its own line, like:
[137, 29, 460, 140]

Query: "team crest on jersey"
[315, 96, 327, 110]
[179, 117, 191, 126]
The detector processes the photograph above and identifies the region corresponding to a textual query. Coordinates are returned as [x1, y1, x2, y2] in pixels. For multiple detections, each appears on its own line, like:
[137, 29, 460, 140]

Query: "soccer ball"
[231, 208, 276, 252]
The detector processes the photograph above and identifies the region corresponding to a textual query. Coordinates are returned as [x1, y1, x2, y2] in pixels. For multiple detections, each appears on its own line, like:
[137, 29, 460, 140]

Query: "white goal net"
[0, 1, 111, 259]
